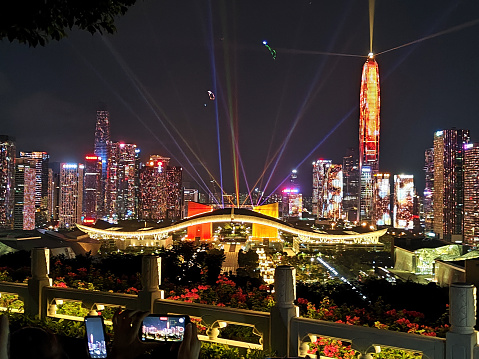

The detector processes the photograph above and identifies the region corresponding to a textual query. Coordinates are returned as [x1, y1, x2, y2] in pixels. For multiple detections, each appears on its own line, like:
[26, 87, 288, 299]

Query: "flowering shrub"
[165, 275, 275, 312]
[296, 296, 449, 338]
[308, 337, 356, 359]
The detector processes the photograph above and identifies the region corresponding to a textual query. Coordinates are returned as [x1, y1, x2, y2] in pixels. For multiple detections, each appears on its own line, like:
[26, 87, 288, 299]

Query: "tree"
[0, 0, 138, 47]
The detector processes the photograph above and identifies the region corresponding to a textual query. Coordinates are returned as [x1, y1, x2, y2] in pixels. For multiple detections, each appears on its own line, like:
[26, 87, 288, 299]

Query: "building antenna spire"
[369, 0, 375, 53]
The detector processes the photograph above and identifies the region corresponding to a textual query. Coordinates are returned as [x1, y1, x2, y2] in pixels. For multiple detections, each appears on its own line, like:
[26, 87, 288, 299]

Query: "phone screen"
[140, 315, 188, 342]
[85, 316, 107, 358]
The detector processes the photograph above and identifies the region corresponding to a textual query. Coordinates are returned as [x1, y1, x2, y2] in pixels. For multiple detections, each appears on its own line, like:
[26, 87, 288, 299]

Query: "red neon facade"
[359, 56, 380, 172]
[186, 202, 213, 240]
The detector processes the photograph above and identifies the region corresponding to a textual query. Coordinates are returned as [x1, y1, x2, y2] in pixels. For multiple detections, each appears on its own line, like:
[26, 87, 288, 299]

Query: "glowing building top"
[359, 55, 380, 173]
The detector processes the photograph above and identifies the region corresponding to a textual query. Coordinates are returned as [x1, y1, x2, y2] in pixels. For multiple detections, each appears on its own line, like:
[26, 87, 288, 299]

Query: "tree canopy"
[0, 0, 138, 47]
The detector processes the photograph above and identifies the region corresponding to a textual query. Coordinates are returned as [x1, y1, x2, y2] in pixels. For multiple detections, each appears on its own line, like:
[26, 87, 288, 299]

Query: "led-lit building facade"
[325, 164, 342, 220]
[464, 143, 479, 244]
[0, 136, 15, 229]
[394, 175, 415, 230]
[186, 202, 213, 240]
[373, 173, 391, 226]
[433, 129, 470, 241]
[359, 55, 380, 221]
[342, 148, 359, 222]
[282, 188, 302, 219]
[139, 156, 182, 221]
[19, 151, 49, 227]
[423, 148, 434, 231]
[106, 142, 139, 221]
[48, 168, 60, 222]
[162, 166, 183, 220]
[94, 110, 111, 217]
[312, 159, 331, 218]
[359, 166, 373, 220]
[13, 158, 36, 230]
[83, 155, 102, 222]
[59, 163, 84, 229]
[252, 203, 279, 239]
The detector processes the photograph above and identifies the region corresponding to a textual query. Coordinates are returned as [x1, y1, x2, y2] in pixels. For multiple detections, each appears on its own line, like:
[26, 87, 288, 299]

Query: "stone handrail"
[153, 298, 270, 351]
[290, 316, 445, 359]
[0, 248, 478, 358]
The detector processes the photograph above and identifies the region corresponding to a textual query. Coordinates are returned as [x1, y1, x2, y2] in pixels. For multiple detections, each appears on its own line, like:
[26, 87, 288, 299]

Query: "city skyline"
[1, 1, 479, 196]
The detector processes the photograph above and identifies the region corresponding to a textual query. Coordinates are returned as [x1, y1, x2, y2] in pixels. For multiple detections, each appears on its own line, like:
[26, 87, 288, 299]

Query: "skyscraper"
[83, 155, 102, 222]
[0, 136, 16, 229]
[312, 159, 331, 218]
[106, 142, 139, 221]
[373, 173, 391, 226]
[326, 165, 343, 220]
[342, 148, 359, 222]
[14, 158, 36, 230]
[59, 163, 84, 229]
[464, 143, 479, 244]
[94, 110, 111, 217]
[423, 148, 434, 231]
[139, 156, 182, 221]
[433, 129, 470, 241]
[394, 175, 415, 230]
[18, 151, 49, 227]
[359, 54, 380, 221]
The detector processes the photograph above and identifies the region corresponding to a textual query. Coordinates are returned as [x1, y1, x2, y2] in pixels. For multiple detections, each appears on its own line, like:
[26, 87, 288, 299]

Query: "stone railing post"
[26, 248, 52, 318]
[446, 283, 478, 359]
[137, 255, 163, 312]
[271, 265, 298, 357]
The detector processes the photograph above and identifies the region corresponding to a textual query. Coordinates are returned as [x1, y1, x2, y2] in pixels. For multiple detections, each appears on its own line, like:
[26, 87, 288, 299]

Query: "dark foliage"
[297, 277, 449, 325]
[0, 0, 138, 47]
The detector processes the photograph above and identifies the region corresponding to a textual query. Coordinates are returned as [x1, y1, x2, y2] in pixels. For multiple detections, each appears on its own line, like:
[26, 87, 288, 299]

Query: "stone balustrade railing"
[0, 248, 478, 358]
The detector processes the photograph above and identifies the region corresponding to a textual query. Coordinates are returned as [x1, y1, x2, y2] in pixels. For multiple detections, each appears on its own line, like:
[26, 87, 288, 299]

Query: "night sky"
[1, 1, 479, 198]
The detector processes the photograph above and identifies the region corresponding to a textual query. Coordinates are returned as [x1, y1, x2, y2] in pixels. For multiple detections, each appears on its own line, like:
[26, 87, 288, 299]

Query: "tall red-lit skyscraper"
[359, 54, 380, 221]
[94, 110, 111, 217]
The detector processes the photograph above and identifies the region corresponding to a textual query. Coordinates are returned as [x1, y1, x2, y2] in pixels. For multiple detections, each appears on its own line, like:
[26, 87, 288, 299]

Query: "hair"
[10, 326, 69, 359]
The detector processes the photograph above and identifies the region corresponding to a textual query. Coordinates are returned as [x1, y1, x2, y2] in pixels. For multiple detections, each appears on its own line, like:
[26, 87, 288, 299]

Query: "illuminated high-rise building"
[373, 173, 391, 226]
[342, 148, 359, 222]
[359, 54, 380, 221]
[48, 166, 60, 222]
[59, 163, 84, 229]
[312, 159, 331, 218]
[163, 166, 183, 220]
[464, 143, 479, 244]
[394, 175, 415, 230]
[423, 148, 434, 231]
[83, 155, 102, 222]
[94, 110, 111, 216]
[19, 151, 49, 227]
[281, 188, 302, 219]
[433, 129, 470, 241]
[325, 164, 342, 220]
[139, 156, 182, 221]
[106, 142, 139, 221]
[0, 136, 16, 229]
[14, 158, 36, 230]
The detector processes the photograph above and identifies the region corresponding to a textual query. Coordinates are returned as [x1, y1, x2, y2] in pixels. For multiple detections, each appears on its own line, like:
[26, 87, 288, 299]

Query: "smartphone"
[140, 315, 190, 342]
[84, 316, 108, 358]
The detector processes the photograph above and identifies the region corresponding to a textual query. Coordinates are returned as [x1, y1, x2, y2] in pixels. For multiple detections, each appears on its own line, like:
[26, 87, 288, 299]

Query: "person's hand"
[0, 314, 9, 359]
[177, 323, 201, 359]
[110, 309, 161, 359]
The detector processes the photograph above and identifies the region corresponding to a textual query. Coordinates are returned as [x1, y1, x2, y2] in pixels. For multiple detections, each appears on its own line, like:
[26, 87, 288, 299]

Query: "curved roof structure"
[76, 208, 387, 245]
